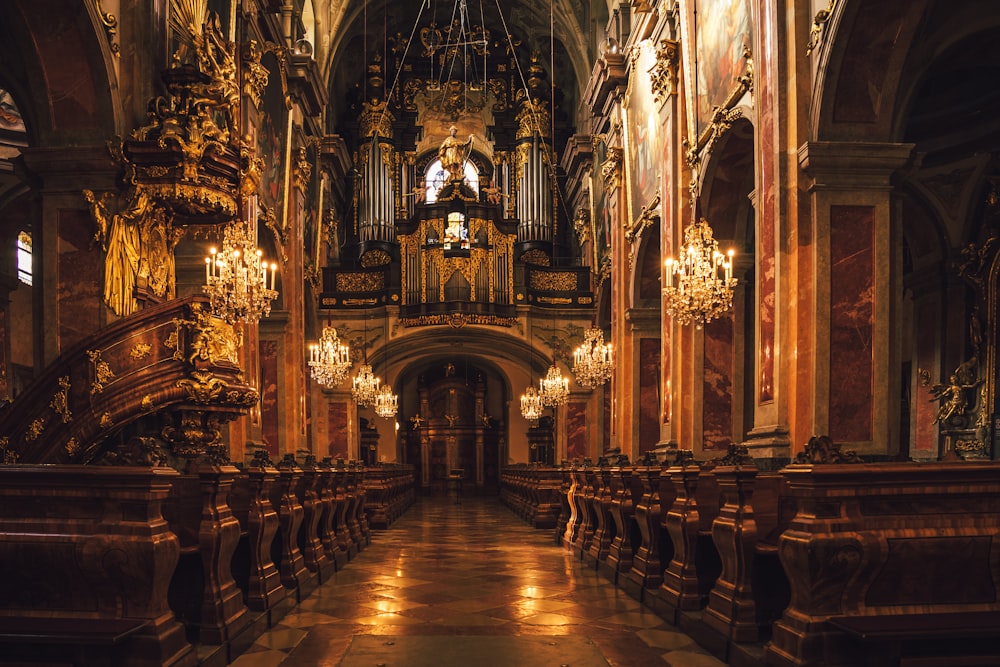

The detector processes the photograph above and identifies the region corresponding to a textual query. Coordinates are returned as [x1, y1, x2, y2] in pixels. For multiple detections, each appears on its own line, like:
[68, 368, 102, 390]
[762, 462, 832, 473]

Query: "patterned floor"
[231, 495, 725, 667]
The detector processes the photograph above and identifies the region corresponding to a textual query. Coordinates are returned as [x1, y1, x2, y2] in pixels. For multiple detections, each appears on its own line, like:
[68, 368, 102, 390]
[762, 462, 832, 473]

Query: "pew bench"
[0, 617, 150, 645]
[0, 617, 150, 665]
[827, 611, 1000, 667]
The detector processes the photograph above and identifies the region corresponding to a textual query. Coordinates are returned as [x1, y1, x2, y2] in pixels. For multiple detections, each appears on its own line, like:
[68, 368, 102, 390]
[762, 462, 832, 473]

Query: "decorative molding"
[95, 0, 120, 57]
[806, 0, 838, 56]
[650, 39, 679, 105]
[687, 47, 753, 166]
[601, 147, 623, 191]
[87, 349, 115, 395]
[49, 376, 72, 424]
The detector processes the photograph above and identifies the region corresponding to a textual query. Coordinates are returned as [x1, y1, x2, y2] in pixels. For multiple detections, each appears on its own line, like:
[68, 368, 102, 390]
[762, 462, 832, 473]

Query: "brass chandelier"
[203, 217, 279, 324]
[572, 328, 613, 388]
[308, 326, 351, 387]
[663, 219, 736, 328]
[539, 363, 570, 406]
[374, 384, 398, 418]
[520, 385, 543, 422]
[352, 364, 380, 407]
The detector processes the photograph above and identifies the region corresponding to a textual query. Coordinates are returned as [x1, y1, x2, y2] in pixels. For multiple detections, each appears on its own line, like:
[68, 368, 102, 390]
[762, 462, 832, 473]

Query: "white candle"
[270, 263, 277, 291]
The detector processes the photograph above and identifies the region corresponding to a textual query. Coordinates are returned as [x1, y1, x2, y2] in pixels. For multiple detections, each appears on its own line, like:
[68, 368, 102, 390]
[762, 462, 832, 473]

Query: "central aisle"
[232, 496, 724, 667]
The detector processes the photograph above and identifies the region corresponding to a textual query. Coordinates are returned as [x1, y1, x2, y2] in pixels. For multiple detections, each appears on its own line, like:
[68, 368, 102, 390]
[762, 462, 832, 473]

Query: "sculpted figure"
[438, 125, 473, 183]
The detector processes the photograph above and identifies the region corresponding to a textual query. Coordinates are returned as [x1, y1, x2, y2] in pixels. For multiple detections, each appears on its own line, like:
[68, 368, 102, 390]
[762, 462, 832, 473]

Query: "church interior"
[1, 0, 999, 665]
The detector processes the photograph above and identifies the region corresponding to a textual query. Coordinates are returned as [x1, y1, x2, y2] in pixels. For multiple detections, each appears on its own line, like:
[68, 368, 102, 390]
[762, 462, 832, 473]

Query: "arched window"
[16, 230, 31, 286]
[424, 158, 479, 203]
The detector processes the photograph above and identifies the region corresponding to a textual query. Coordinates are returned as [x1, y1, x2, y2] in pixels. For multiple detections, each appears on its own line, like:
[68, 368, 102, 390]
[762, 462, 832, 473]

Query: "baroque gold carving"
[399, 314, 517, 328]
[242, 40, 269, 109]
[49, 376, 72, 424]
[601, 147, 623, 190]
[95, 0, 120, 57]
[25, 416, 46, 443]
[130, 343, 152, 360]
[336, 272, 385, 292]
[87, 349, 115, 395]
[188, 307, 241, 367]
[530, 270, 577, 292]
[293, 146, 312, 192]
[141, 395, 155, 411]
[360, 249, 392, 268]
[806, 0, 838, 56]
[65, 437, 80, 458]
[650, 39, 679, 105]
[359, 100, 395, 138]
[100, 412, 115, 429]
[573, 208, 592, 246]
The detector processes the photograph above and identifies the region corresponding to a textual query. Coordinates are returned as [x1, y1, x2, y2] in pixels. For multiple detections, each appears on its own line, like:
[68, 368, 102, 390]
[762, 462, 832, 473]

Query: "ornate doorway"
[403, 362, 501, 493]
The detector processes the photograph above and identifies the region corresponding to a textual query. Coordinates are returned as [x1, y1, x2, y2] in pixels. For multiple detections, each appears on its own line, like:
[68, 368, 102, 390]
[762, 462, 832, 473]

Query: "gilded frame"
[678, 0, 754, 164]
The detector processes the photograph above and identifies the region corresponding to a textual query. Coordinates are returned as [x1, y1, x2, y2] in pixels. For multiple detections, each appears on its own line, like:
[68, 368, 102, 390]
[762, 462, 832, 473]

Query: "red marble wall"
[259, 339, 279, 457]
[639, 338, 661, 455]
[756, 3, 776, 405]
[58, 209, 100, 349]
[829, 205, 874, 442]
[566, 401, 587, 461]
[327, 401, 349, 460]
[703, 316, 735, 450]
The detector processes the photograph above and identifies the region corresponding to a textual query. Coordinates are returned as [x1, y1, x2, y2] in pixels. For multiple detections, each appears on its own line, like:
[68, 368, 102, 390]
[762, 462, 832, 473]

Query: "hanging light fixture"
[352, 314, 380, 406]
[663, 5, 737, 330]
[373, 308, 397, 418]
[203, 215, 278, 324]
[308, 326, 352, 387]
[572, 327, 613, 388]
[520, 300, 544, 422]
[662, 219, 736, 328]
[374, 384, 398, 418]
[352, 363, 380, 407]
[520, 385, 543, 422]
[539, 363, 570, 406]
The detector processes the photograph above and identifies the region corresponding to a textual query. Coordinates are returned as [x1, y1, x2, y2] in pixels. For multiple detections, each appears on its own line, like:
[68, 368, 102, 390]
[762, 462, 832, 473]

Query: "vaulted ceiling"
[318, 0, 595, 136]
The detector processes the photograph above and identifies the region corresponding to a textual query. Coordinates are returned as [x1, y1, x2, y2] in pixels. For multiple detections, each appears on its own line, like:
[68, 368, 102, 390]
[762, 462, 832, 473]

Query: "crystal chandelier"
[203, 219, 279, 324]
[663, 218, 737, 328]
[520, 385, 543, 422]
[539, 364, 570, 406]
[572, 328, 613, 389]
[308, 326, 352, 387]
[374, 384, 398, 418]
[352, 363, 380, 407]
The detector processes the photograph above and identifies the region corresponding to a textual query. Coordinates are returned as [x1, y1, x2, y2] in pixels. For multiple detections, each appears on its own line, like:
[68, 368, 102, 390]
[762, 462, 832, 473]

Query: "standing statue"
[85, 187, 183, 318]
[438, 125, 473, 183]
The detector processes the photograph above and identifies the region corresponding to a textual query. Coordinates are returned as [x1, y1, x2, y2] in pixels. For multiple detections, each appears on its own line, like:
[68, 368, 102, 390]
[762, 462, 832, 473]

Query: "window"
[16, 230, 31, 286]
[424, 158, 479, 203]
[444, 212, 469, 250]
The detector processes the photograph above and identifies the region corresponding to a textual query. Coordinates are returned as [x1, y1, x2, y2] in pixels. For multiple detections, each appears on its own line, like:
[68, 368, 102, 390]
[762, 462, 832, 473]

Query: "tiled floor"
[231, 495, 725, 667]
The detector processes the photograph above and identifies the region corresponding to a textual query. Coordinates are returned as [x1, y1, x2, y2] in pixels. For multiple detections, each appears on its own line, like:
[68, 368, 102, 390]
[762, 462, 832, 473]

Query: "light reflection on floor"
[232, 495, 725, 667]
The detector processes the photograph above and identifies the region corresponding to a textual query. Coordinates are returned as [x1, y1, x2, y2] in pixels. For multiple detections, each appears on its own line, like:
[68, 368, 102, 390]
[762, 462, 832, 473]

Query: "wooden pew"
[296, 456, 335, 583]
[621, 465, 669, 602]
[586, 466, 616, 571]
[269, 455, 314, 601]
[765, 461, 1000, 667]
[228, 457, 290, 625]
[0, 465, 195, 667]
[603, 465, 638, 584]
